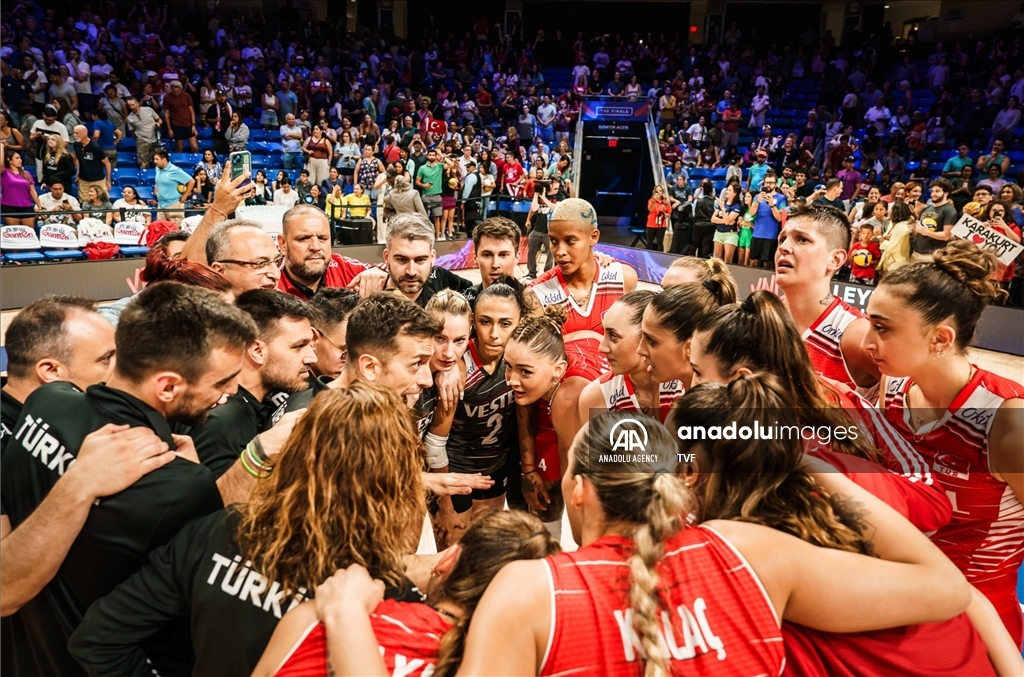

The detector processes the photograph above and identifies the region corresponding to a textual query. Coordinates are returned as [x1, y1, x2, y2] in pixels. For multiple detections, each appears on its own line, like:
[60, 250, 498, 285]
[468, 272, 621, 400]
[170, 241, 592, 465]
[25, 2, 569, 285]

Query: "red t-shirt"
[503, 162, 525, 187]
[277, 253, 371, 300]
[849, 240, 881, 279]
[646, 197, 672, 228]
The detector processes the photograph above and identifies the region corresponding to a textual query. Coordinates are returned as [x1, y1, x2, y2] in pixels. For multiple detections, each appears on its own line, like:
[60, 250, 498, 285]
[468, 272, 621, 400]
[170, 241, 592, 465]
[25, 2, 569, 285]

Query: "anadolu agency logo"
[610, 417, 649, 453]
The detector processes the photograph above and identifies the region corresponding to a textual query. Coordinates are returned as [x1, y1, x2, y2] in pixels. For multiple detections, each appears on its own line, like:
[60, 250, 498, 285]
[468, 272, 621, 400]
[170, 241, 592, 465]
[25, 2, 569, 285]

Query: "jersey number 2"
[482, 412, 502, 445]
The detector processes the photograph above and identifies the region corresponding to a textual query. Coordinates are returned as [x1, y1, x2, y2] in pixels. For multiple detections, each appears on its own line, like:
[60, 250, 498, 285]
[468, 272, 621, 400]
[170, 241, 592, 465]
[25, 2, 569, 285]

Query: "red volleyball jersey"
[817, 379, 952, 533]
[597, 372, 684, 423]
[273, 599, 451, 677]
[277, 253, 371, 300]
[529, 260, 627, 334]
[783, 613, 994, 677]
[801, 296, 864, 390]
[883, 367, 1024, 646]
[540, 526, 785, 677]
[535, 338, 609, 483]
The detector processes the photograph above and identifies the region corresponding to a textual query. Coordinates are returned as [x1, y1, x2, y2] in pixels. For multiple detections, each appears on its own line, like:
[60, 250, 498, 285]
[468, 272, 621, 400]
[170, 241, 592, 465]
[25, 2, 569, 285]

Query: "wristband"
[239, 451, 263, 478]
[521, 468, 539, 476]
[250, 436, 270, 465]
[424, 432, 449, 469]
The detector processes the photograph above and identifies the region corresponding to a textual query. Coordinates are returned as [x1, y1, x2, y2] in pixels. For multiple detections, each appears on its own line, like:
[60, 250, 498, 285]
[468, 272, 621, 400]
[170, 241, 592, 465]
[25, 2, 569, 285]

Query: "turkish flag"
[425, 118, 447, 135]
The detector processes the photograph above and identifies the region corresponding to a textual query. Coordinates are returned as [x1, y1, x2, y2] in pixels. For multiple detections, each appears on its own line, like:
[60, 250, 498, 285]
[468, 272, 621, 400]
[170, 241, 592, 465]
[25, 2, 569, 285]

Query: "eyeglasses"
[313, 327, 347, 362]
[215, 255, 284, 271]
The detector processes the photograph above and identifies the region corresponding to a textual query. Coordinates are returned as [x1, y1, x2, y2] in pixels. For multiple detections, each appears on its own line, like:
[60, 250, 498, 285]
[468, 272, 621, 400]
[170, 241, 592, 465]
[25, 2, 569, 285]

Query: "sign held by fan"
[951, 214, 1023, 266]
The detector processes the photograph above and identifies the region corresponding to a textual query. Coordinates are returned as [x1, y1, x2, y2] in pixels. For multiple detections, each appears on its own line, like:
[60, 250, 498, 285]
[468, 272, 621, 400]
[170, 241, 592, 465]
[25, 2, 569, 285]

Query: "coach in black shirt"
[1, 282, 256, 676]
[188, 290, 317, 477]
[383, 213, 474, 307]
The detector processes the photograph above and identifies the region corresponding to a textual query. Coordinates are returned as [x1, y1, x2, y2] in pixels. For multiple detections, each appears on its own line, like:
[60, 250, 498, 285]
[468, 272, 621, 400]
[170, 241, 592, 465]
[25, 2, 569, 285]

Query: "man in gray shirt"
[126, 97, 163, 169]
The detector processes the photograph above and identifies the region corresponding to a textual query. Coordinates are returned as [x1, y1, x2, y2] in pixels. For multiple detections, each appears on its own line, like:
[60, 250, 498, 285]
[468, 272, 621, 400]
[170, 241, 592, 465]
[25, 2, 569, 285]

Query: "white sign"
[951, 214, 1023, 266]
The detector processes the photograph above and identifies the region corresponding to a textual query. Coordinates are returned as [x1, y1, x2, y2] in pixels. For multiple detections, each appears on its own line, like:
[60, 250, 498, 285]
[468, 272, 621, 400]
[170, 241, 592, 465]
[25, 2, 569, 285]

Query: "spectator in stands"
[125, 97, 162, 170]
[302, 124, 332, 186]
[40, 134, 75, 189]
[29, 104, 69, 175]
[112, 186, 151, 225]
[384, 174, 427, 219]
[942, 143, 973, 179]
[977, 139, 1011, 176]
[749, 85, 770, 129]
[990, 96, 1020, 148]
[195, 150, 222, 183]
[152, 149, 194, 225]
[80, 186, 114, 225]
[185, 168, 214, 215]
[912, 179, 958, 263]
[0, 147, 41, 226]
[37, 179, 82, 224]
[226, 112, 249, 153]
[72, 124, 111, 198]
[163, 80, 198, 154]
[749, 172, 787, 269]
[274, 177, 299, 208]
[836, 156, 862, 206]
[343, 182, 372, 219]
[813, 178, 845, 210]
[206, 90, 233, 155]
[279, 113, 304, 171]
[645, 184, 675, 253]
[977, 164, 1008, 194]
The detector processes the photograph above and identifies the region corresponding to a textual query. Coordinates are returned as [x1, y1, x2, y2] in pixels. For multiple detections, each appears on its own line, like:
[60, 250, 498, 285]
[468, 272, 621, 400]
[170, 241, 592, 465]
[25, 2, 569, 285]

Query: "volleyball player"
[251, 511, 561, 677]
[637, 277, 736, 388]
[576, 291, 684, 423]
[1, 283, 253, 676]
[769, 203, 880, 390]
[505, 306, 608, 538]
[435, 281, 522, 527]
[68, 383, 427, 676]
[415, 291, 476, 544]
[688, 291, 951, 532]
[524, 197, 638, 333]
[862, 239, 1024, 646]
[659, 255, 735, 289]
[671, 378, 1021, 677]
[454, 409, 971, 675]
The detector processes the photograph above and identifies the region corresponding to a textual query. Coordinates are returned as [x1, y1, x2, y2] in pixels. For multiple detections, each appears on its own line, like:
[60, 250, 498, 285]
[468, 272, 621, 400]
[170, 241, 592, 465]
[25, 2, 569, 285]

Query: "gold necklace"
[909, 363, 976, 430]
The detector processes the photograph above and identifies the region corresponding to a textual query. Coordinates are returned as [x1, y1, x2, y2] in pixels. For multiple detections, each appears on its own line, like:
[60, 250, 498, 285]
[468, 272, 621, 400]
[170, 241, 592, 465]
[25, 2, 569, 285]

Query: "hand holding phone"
[229, 151, 252, 188]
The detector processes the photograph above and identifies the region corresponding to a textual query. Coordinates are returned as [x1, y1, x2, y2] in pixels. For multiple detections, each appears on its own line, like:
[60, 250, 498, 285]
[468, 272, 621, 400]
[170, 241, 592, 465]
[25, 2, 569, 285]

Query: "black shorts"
[0, 203, 35, 217]
[171, 125, 195, 141]
[451, 465, 508, 514]
[751, 236, 778, 263]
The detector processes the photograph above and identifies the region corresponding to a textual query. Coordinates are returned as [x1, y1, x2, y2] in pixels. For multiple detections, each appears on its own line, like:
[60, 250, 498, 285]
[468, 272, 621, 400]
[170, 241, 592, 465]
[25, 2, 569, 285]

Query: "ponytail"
[572, 412, 689, 677]
[647, 277, 736, 343]
[695, 292, 880, 461]
[508, 304, 567, 363]
[668, 376, 874, 556]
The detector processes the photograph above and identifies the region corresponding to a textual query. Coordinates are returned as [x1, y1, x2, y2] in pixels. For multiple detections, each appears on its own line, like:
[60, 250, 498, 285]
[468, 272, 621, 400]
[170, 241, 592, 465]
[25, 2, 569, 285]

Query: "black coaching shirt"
[0, 382, 223, 677]
[69, 508, 427, 677]
[0, 388, 23, 456]
[398, 265, 475, 307]
[188, 386, 288, 478]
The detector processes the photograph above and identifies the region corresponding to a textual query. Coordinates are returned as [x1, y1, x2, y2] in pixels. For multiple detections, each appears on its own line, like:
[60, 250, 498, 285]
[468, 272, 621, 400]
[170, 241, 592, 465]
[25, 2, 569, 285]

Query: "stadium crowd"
[1, 2, 1024, 677]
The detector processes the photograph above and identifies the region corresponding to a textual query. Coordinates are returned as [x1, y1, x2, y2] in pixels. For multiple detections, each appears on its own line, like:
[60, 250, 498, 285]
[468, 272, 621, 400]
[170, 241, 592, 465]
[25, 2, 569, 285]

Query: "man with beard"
[308, 288, 360, 380]
[276, 204, 389, 300]
[0, 282, 255, 677]
[461, 216, 521, 309]
[384, 213, 474, 307]
[186, 290, 317, 478]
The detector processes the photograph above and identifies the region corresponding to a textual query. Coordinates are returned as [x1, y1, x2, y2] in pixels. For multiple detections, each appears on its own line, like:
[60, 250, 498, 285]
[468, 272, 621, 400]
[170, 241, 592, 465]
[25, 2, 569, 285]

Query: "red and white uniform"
[784, 613, 994, 677]
[818, 379, 951, 533]
[540, 526, 785, 677]
[529, 261, 627, 335]
[535, 338, 609, 482]
[277, 253, 371, 300]
[883, 367, 1024, 646]
[272, 599, 452, 677]
[802, 297, 864, 390]
[598, 372, 684, 423]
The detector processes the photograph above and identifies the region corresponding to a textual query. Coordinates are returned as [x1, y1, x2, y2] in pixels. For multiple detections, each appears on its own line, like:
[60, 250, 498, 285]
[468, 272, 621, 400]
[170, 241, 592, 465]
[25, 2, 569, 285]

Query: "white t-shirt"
[273, 188, 299, 207]
[70, 59, 92, 95]
[30, 119, 71, 143]
[91, 63, 114, 95]
[112, 199, 150, 223]
[38, 192, 81, 224]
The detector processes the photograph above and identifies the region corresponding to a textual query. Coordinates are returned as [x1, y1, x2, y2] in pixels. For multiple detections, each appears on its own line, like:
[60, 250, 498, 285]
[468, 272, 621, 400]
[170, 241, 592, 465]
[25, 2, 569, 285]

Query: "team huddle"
[1, 196, 1023, 677]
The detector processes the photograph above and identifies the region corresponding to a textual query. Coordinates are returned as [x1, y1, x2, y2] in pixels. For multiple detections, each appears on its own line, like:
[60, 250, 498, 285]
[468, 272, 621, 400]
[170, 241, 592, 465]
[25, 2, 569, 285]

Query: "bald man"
[72, 124, 112, 198]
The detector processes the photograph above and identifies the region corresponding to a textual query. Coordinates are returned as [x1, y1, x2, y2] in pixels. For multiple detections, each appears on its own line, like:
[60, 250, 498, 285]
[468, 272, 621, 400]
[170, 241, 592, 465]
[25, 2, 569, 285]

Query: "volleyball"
[852, 249, 874, 268]
[448, 177, 459, 189]
[177, 184, 186, 194]
[962, 201, 982, 217]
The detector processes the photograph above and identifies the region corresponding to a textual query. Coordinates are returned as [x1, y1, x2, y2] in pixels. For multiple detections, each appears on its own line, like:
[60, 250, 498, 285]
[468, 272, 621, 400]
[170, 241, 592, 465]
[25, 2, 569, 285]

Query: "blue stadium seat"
[117, 137, 136, 151]
[134, 186, 155, 201]
[119, 246, 150, 257]
[197, 127, 213, 139]
[690, 168, 711, 179]
[117, 152, 137, 167]
[711, 168, 728, 179]
[113, 169, 139, 186]
[138, 169, 157, 183]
